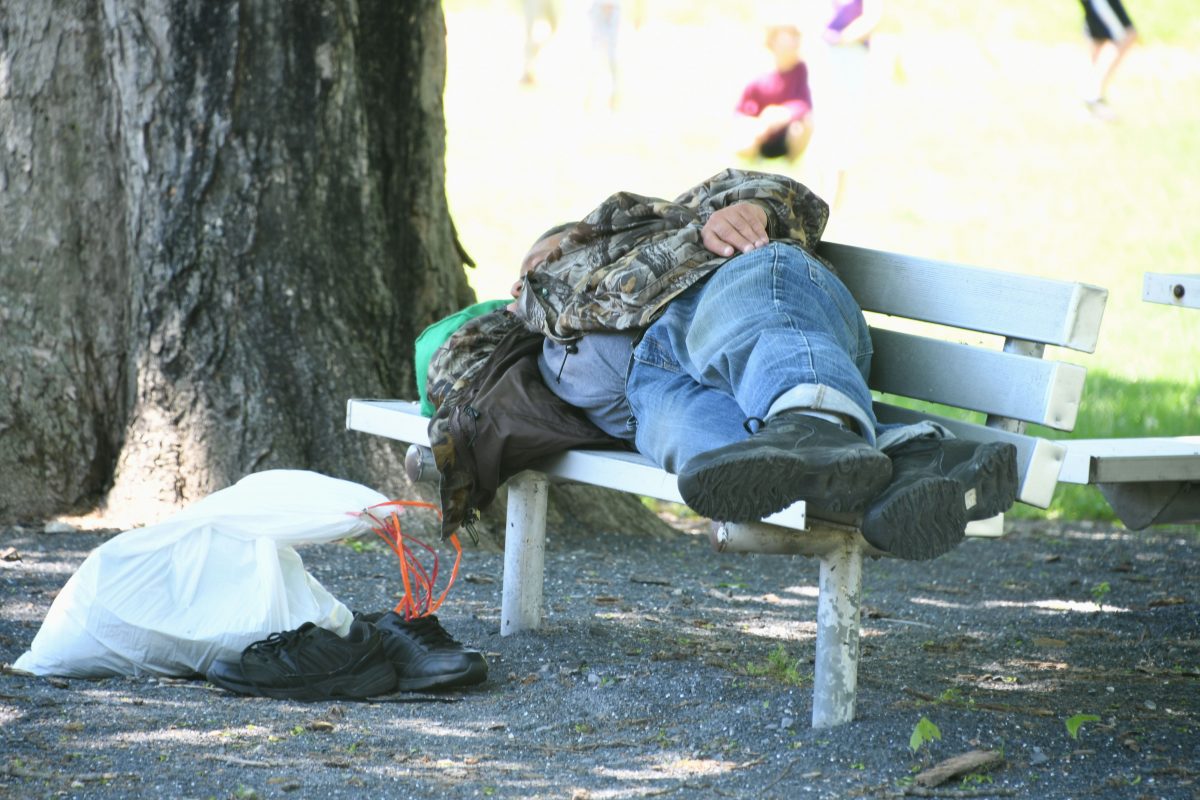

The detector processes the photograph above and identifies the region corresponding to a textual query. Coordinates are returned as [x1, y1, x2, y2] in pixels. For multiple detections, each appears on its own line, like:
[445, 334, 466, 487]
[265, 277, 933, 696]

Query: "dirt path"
[2, 518, 1197, 799]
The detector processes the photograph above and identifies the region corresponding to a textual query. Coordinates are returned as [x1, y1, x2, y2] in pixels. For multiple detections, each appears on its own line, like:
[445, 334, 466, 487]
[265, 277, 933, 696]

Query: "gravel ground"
[1, 516, 1198, 800]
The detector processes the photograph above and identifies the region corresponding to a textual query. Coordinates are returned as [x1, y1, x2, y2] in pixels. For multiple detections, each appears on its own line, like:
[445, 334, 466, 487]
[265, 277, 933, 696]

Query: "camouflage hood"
[512, 168, 830, 341]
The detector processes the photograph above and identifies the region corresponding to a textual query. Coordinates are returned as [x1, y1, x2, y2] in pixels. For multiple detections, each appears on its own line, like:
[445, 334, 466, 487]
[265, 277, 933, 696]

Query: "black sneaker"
[676, 412, 892, 522]
[207, 622, 397, 701]
[355, 612, 488, 691]
[885, 437, 1019, 522]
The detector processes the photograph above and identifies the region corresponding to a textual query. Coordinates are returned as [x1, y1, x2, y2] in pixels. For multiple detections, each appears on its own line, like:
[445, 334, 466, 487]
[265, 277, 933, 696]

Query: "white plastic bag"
[14, 470, 388, 678]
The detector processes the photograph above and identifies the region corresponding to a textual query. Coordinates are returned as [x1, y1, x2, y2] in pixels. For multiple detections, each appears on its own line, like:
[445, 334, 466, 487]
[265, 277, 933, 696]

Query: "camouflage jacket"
[426, 169, 830, 536]
[511, 168, 830, 340]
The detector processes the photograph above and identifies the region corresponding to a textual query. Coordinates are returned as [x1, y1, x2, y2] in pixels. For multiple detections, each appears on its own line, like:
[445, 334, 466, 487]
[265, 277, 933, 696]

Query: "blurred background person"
[520, 0, 558, 85]
[587, 0, 622, 111]
[1078, 0, 1138, 119]
[811, 0, 883, 210]
[730, 12, 814, 165]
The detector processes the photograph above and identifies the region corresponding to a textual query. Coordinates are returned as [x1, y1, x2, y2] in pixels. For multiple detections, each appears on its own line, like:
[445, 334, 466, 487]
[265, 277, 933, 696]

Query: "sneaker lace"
[243, 625, 311, 658]
[403, 615, 460, 648]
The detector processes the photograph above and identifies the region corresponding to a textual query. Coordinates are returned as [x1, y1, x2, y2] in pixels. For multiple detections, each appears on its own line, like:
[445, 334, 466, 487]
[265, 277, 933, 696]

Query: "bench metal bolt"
[405, 444, 438, 484]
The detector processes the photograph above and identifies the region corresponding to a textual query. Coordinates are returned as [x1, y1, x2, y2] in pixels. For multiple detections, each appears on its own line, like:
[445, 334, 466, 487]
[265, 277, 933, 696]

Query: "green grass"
[441, 2, 1199, 521]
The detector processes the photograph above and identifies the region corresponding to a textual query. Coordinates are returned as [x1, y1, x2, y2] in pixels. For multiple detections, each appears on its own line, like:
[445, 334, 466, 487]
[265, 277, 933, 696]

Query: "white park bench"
[346, 240, 1109, 728]
[1057, 271, 1200, 529]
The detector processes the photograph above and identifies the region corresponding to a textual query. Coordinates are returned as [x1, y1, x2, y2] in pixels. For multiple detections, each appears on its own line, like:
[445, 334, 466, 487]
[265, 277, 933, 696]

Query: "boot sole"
[862, 476, 966, 561]
[678, 445, 892, 522]
[949, 442, 1019, 521]
[208, 660, 398, 701]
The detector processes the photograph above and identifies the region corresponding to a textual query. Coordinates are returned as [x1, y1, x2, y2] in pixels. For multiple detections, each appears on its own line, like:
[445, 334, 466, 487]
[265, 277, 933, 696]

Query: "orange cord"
[355, 500, 461, 620]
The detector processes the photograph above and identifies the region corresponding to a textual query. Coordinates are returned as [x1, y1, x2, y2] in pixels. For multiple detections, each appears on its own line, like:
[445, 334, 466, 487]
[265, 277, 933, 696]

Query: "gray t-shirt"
[538, 332, 638, 441]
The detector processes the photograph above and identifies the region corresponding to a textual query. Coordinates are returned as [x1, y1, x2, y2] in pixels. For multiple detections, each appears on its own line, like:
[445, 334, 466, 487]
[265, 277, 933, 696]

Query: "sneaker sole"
[678, 446, 892, 522]
[208, 661, 397, 701]
[861, 476, 966, 561]
[948, 442, 1019, 521]
[394, 660, 489, 692]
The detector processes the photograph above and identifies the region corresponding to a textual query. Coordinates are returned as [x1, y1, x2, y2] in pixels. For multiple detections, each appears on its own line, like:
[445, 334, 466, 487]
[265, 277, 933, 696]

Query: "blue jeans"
[626, 243, 878, 473]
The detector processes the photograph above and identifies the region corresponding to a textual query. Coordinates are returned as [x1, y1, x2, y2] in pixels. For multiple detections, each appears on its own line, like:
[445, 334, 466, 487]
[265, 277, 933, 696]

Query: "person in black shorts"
[1078, 0, 1138, 118]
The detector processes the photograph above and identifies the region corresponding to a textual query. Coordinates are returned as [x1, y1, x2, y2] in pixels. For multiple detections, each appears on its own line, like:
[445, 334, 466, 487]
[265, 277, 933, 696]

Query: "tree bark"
[0, 1, 474, 522]
[1, 0, 669, 543]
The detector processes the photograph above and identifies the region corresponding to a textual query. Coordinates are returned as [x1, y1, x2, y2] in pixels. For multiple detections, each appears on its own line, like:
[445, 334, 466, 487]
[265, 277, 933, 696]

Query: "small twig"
[529, 739, 641, 754]
[868, 617, 937, 629]
[4, 763, 54, 780]
[902, 787, 1016, 798]
[201, 753, 285, 768]
[368, 694, 462, 704]
[902, 687, 1053, 717]
[763, 757, 802, 791]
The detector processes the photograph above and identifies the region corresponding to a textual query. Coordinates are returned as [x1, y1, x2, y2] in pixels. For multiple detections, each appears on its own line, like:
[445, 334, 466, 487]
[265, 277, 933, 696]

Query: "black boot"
[860, 471, 966, 561]
[677, 412, 892, 523]
[885, 437, 1019, 521]
[861, 437, 1018, 561]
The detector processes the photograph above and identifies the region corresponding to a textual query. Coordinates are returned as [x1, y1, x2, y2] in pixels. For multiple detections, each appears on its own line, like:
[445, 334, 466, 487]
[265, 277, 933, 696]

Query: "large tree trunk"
[0, 1, 474, 523]
[0, 0, 670, 543]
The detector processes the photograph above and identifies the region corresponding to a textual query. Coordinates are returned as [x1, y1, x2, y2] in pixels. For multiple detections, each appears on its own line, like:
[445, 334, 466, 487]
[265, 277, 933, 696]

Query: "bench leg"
[811, 540, 864, 728]
[501, 471, 550, 636]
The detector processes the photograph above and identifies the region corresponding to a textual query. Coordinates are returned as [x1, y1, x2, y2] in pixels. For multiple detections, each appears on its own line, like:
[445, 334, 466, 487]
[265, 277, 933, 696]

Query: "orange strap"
[356, 500, 462, 620]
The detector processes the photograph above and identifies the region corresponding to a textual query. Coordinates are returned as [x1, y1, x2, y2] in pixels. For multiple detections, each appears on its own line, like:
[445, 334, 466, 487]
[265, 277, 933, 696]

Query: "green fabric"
[414, 299, 511, 416]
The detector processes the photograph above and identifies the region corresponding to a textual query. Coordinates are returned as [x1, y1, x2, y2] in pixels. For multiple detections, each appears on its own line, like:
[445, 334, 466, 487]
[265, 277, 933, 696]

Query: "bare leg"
[1086, 30, 1137, 106]
[1094, 31, 1137, 98]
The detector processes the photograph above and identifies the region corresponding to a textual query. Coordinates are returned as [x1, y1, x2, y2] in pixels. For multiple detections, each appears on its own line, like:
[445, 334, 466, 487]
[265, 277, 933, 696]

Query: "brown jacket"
[427, 313, 625, 536]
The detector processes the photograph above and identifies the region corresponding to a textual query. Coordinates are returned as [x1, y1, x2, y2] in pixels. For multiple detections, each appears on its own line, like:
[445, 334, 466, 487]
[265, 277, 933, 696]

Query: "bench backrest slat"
[869, 329, 1086, 431]
[820, 242, 1108, 353]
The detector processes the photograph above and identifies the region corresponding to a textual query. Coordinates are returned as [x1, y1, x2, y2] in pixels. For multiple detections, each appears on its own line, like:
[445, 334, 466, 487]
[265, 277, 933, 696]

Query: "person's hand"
[702, 202, 769, 257]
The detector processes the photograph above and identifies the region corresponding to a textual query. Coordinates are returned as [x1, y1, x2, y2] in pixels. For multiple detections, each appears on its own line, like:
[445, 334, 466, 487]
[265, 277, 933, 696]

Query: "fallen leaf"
[307, 720, 335, 732]
[0, 547, 20, 561]
[1148, 596, 1187, 608]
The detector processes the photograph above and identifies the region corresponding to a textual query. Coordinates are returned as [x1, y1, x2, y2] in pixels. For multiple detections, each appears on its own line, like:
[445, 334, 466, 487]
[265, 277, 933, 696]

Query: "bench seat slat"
[344, 400, 810, 528]
[345, 399, 430, 446]
[1059, 437, 1200, 484]
[345, 400, 1020, 535]
[537, 449, 810, 528]
[869, 329, 1086, 431]
[821, 242, 1108, 353]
